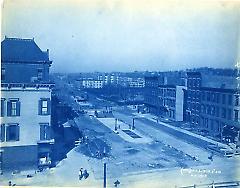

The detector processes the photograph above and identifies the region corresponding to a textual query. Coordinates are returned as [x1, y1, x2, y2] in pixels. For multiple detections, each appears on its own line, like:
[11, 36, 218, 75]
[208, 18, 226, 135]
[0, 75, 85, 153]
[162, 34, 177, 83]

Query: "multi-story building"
[0, 37, 54, 172]
[144, 76, 161, 114]
[185, 72, 240, 141]
[184, 72, 202, 125]
[127, 77, 145, 88]
[158, 85, 186, 121]
[199, 87, 239, 139]
[145, 71, 239, 142]
[144, 76, 186, 121]
[80, 78, 104, 89]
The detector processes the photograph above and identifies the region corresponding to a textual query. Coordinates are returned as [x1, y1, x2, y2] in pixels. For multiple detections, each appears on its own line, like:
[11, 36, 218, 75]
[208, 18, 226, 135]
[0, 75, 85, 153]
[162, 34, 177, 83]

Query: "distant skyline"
[2, 0, 240, 73]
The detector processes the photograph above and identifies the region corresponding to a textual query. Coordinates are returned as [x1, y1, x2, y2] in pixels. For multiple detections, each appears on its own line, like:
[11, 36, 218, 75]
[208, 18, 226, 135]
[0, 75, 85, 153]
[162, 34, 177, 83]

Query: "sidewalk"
[0, 149, 100, 187]
[133, 112, 230, 149]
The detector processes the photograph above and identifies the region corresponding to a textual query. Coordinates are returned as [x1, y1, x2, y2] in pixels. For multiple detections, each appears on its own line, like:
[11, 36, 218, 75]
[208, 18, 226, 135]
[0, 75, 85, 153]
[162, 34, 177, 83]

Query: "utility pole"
[115, 118, 117, 131]
[103, 163, 107, 188]
[132, 118, 135, 130]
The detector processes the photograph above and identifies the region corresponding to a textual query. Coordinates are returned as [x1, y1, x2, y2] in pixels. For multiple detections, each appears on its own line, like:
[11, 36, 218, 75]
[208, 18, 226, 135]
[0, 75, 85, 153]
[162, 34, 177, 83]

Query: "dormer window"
[37, 68, 43, 81]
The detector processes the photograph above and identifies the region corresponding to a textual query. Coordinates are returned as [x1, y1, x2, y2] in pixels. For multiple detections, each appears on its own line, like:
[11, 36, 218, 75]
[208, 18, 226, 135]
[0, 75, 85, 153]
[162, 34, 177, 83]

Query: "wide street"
[2, 77, 238, 188]
[56, 76, 240, 187]
[2, 102, 239, 187]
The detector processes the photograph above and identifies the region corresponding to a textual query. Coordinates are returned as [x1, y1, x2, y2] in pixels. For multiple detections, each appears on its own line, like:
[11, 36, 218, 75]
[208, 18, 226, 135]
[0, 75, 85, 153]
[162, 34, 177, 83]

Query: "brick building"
[185, 72, 240, 142]
[144, 76, 186, 121]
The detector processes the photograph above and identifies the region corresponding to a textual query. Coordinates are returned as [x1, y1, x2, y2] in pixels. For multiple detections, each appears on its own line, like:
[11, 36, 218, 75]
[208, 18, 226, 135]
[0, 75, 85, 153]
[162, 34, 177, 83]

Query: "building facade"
[145, 72, 239, 141]
[81, 79, 104, 89]
[185, 72, 240, 141]
[184, 72, 202, 125]
[157, 85, 186, 121]
[144, 76, 186, 121]
[144, 76, 160, 114]
[198, 87, 239, 139]
[0, 37, 54, 172]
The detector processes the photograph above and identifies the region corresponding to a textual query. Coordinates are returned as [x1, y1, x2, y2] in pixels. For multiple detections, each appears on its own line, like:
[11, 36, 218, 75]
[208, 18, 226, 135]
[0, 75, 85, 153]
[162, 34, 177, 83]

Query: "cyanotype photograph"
[0, 0, 240, 187]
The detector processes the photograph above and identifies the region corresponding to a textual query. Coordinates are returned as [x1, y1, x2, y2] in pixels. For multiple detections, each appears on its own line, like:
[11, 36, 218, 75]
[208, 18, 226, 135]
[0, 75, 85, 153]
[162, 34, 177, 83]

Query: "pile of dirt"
[76, 138, 111, 159]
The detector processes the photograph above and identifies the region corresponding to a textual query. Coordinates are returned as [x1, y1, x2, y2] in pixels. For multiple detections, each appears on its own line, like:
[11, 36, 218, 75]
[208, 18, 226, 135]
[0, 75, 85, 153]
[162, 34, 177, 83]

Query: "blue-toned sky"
[1, 0, 240, 72]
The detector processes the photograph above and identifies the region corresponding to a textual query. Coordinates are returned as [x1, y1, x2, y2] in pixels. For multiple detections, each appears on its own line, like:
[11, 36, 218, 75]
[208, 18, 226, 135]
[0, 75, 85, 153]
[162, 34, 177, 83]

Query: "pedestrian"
[114, 180, 120, 187]
[83, 169, 89, 179]
[208, 152, 213, 161]
[79, 168, 83, 180]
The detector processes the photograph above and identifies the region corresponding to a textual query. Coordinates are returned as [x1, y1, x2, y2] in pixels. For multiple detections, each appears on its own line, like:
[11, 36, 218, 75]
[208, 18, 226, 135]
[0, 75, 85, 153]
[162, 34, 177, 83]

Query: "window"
[189, 79, 193, 88]
[7, 99, 20, 116]
[235, 95, 239, 106]
[207, 105, 211, 114]
[202, 105, 206, 114]
[205, 118, 209, 128]
[0, 124, 5, 142]
[1, 99, 5, 117]
[211, 106, 215, 116]
[215, 107, 219, 117]
[37, 69, 43, 80]
[201, 92, 205, 101]
[196, 117, 199, 124]
[227, 109, 232, 120]
[222, 94, 226, 104]
[216, 93, 220, 103]
[207, 92, 210, 101]
[6, 124, 19, 142]
[221, 108, 226, 119]
[211, 93, 215, 102]
[228, 95, 233, 106]
[196, 79, 200, 87]
[193, 79, 196, 87]
[193, 91, 196, 99]
[11, 102, 17, 115]
[1, 68, 5, 81]
[39, 98, 51, 115]
[40, 123, 50, 140]
[234, 110, 239, 122]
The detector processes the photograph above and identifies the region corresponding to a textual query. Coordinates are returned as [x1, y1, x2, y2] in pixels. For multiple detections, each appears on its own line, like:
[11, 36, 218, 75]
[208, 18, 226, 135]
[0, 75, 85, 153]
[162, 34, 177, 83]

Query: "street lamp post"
[103, 162, 107, 188]
[132, 118, 135, 130]
[115, 118, 118, 131]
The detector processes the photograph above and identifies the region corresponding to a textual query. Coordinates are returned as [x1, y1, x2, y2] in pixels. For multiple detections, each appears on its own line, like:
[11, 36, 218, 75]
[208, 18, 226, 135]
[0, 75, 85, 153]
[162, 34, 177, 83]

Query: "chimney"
[47, 49, 49, 58]
[164, 76, 168, 85]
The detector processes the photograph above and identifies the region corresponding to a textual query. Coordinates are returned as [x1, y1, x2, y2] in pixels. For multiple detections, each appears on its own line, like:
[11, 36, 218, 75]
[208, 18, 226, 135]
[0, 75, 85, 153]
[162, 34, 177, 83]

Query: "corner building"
[0, 37, 54, 172]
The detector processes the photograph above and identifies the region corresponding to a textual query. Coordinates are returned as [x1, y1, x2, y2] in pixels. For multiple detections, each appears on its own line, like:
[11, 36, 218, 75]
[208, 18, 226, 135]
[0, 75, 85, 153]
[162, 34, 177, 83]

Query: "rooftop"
[1, 37, 51, 63]
[202, 74, 238, 90]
